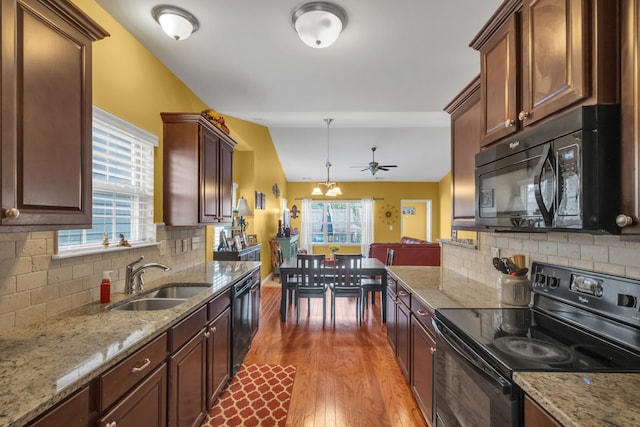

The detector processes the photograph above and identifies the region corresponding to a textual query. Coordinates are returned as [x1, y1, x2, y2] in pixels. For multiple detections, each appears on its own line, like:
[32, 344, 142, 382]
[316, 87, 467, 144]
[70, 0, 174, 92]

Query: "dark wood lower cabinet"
[411, 315, 436, 426]
[169, 328, 207, 427]
[524, 395, 561, 426]
[386, 282, 397, 354]
[396, 298, 411, 379]
[251, 280, 260, 337]
[98, 364, 167, 427]
[207, 307, 231, 409]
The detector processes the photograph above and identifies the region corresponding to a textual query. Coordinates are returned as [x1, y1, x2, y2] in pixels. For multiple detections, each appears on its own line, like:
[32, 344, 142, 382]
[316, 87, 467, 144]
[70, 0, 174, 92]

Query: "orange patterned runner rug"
[202, 364, 296, 427]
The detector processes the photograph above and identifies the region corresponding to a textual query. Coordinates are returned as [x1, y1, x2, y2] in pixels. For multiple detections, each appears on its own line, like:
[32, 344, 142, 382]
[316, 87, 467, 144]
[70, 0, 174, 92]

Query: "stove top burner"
[494, 336, 575, 365]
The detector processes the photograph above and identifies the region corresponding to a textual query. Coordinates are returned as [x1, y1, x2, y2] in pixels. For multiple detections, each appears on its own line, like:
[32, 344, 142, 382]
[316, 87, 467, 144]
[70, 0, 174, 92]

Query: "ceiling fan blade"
[378, 167, 389, 171]
[379, 165, 398, 168]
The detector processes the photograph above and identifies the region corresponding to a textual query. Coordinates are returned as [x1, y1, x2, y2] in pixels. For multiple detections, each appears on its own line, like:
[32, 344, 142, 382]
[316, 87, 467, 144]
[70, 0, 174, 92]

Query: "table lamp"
[236, 197, 253, 233]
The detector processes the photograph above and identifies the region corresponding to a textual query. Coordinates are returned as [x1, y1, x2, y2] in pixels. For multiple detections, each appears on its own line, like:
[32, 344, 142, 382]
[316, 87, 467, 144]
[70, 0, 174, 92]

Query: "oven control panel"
[531, 262, 640, 327]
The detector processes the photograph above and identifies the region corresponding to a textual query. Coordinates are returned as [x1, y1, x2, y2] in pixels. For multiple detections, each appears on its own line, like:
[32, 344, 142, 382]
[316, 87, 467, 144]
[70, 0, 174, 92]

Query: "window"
[57, 107, 158, 254]
[310, 201, 362, 245]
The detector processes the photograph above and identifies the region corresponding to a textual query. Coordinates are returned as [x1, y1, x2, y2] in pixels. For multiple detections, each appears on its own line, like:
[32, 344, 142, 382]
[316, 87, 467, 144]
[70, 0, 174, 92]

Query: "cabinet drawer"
[170, 306, 207, 352]
[208, 289, 231, 321]
[397, 283, 411, 309]
[387, 274, 398, 295]
[100, 333, 168, 411]
[411, 298, 435, 336]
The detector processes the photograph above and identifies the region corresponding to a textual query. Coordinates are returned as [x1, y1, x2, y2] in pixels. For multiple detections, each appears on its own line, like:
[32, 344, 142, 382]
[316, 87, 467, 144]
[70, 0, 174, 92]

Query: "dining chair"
[330, 254, 363, 326]
[295, 254, 328, 325]
[361, 248, 394, 319]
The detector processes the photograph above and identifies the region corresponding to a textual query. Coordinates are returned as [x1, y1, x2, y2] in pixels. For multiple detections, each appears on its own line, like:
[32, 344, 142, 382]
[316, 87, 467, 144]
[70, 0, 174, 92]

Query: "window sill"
[53, 242, 160, 260]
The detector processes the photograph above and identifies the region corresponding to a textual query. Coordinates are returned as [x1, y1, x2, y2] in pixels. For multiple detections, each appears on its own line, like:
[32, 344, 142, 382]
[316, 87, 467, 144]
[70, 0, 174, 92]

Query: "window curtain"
[361, 198, 374, 256]
[300, 198, 313, 254]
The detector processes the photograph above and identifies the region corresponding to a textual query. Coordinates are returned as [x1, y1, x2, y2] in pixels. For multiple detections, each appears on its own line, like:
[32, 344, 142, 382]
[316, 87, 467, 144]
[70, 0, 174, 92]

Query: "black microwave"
[475, 105, 620, 233]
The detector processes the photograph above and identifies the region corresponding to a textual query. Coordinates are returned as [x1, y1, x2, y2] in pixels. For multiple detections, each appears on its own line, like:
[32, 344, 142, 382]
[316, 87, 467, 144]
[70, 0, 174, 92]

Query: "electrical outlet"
[491, 247, 500, 258]
[192, 237, 200, 250]
[175, 239, 182, 254]
[390, 225, 393, 231]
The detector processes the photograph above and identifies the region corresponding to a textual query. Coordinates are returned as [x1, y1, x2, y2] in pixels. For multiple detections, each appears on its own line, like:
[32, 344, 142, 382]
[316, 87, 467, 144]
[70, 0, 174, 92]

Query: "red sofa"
[369, 236, 441, 266]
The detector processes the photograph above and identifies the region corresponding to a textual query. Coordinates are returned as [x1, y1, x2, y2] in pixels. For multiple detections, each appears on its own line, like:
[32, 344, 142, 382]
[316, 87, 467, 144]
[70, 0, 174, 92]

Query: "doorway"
[400, 200, 432, 241]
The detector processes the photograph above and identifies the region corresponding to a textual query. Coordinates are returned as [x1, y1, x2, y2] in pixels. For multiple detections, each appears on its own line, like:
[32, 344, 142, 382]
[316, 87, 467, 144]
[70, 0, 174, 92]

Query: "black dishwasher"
[231, 272, 256, 375]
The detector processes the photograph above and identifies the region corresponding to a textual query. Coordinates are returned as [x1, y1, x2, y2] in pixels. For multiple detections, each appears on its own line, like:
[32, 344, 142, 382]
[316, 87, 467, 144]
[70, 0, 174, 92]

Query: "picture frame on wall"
[255, 191, 262, 209]
[247, 234, 258, 245]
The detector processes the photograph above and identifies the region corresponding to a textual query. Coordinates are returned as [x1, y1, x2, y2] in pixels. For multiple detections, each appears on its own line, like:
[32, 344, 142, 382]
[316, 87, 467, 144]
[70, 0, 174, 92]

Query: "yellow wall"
[439, 172, 452, 240]
[401, 201, 427, 239]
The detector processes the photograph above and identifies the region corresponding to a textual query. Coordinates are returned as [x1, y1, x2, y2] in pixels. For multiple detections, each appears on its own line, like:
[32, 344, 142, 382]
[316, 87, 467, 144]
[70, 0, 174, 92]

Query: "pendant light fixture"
[291, 2, 347, 48]
[311, 119, 342, 197]
[152, 5, 200, 41]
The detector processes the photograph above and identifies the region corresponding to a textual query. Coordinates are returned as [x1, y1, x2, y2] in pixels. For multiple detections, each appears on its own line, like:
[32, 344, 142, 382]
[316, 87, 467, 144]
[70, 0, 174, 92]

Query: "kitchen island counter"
[0, 260, 259, 427]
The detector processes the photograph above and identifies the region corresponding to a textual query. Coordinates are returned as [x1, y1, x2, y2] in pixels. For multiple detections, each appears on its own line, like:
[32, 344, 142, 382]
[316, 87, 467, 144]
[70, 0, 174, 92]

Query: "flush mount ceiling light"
[151, 5, 200, 41]
[311, 118, 342, 197]
[291, 2, 347, 48]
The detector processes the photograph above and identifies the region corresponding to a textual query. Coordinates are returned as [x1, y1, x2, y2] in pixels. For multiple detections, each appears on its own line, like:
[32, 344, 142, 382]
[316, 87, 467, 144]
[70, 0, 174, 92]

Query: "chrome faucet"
[125, 256, 171, 294]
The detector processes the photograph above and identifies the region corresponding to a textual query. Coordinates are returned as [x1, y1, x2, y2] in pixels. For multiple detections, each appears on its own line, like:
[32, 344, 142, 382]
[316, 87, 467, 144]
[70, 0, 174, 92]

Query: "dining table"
[278, 257, 388, 323]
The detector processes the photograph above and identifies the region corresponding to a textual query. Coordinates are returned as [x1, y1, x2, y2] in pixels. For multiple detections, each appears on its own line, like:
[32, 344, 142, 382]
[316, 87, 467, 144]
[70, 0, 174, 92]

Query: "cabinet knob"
[4, 208, 20, 219]
[212, 326, 217, 333]
[504, 119, 515, 128]
[430, 347, 436, 354]
[616, 214, 635, 228]
[518, 111, 530, 121]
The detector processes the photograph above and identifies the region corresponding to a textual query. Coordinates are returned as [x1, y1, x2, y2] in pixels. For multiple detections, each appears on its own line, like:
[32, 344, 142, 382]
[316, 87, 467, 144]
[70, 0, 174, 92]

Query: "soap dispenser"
[100, 271, 113, 303]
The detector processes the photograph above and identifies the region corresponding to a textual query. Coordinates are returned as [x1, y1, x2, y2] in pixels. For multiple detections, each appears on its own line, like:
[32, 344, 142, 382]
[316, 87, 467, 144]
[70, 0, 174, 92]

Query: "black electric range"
[432, 262, 640, 427]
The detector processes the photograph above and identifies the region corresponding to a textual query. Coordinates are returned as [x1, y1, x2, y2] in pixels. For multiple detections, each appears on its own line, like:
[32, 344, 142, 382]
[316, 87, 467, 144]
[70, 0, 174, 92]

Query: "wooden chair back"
[296, 254, 326, 289]
[333, 254, 362, 289]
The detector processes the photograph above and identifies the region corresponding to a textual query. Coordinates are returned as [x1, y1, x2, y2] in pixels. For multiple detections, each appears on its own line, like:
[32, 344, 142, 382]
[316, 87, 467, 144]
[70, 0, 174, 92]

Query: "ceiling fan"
[352, 147, 398, 175]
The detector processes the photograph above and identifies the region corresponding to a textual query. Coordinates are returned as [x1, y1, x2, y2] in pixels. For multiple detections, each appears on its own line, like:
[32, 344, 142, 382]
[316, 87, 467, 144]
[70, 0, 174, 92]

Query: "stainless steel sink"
[111, 298, 187, 311]
[147, 285, 209, 299]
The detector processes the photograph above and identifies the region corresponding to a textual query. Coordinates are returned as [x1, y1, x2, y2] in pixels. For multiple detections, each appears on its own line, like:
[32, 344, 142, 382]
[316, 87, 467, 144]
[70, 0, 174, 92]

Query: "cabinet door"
[169, 329, 207, 427]
[396, 300, 411, 380]
[1, 0, 106, 228]
[524, 395, 561, 426]
[446, 77, 481, 229]
[619, 0, 640, 235]
[520, 0, 588, 127]
[99, 364, 167, 427]
[218, 140, 234, 223]
[207, 307, 231, 409]
[201, 129, 221, 224]
[411, 316, 436, 425]
[479, 14, 518, 146]
[386, 286, 397, 353]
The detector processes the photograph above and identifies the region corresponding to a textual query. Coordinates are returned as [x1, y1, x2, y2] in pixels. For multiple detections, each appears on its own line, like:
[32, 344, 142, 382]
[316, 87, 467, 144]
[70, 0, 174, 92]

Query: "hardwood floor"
[244, 281, 428, 427]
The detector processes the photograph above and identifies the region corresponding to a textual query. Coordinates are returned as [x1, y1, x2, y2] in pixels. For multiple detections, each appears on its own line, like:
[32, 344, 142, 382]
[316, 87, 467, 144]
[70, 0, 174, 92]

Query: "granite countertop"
[386, 265, 503, 311]
[514, 372, 640, 427]
[0, 260, 260, 427]
[387, 265, 640, 427]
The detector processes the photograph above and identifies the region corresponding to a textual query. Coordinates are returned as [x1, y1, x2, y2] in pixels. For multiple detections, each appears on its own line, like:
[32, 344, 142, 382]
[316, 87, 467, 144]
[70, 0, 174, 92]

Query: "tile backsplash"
[0, 225, 205, 333]
[442, 232, 640, 288]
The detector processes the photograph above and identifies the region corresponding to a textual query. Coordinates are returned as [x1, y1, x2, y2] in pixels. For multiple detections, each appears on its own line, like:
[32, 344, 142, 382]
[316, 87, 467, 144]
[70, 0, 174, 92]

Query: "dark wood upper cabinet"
[445, 76, 481, 230]
[161, 113, 236, 226]
[0, 0, 108, 229]
[471, 0, 618, 147]
[619, 0, 640, 235]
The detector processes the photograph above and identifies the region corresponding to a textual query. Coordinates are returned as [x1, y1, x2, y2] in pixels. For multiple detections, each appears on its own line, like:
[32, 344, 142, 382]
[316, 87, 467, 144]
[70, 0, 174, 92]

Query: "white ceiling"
[95, 0, 503, 183]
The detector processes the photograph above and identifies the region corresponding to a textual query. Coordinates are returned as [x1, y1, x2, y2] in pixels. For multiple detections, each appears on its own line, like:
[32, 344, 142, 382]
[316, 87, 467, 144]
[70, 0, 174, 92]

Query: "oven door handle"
[433, 319, 512, 395]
